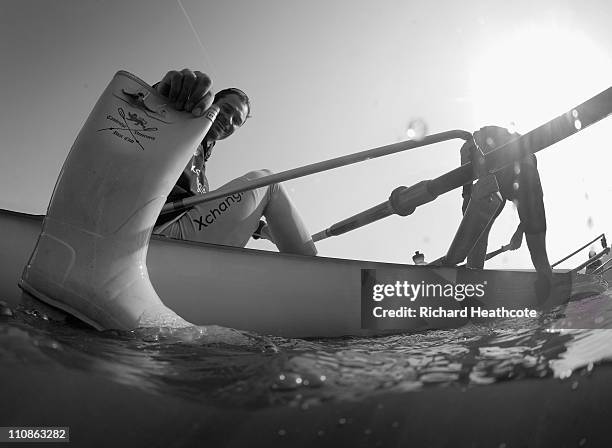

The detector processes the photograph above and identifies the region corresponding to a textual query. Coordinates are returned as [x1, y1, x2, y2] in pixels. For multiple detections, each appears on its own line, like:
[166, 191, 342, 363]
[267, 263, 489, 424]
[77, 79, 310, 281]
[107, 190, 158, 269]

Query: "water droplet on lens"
[587, 217, 594, 229]
[406, 118, 428, 141]
[273, 373, 302, 390]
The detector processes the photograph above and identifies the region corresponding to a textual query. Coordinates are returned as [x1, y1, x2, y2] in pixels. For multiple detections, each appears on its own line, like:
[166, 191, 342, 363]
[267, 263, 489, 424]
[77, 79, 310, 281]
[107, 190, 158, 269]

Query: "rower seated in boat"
[153, 69, 316, 256]
[460, 126, 553, 282]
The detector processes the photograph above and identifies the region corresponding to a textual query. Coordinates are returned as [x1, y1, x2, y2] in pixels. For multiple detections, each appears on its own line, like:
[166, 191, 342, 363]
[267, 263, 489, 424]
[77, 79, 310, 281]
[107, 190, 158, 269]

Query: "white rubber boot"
[20, 71, 218, 330]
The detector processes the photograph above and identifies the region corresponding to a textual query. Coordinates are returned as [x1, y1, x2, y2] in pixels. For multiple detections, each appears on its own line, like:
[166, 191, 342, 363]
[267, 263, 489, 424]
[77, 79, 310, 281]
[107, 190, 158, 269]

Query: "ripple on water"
[2, 289, 612, 409]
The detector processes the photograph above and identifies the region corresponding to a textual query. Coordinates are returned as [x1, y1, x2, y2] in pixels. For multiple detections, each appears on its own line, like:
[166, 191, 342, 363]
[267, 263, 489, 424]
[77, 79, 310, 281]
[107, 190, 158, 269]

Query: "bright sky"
[1, 0, 612, 269]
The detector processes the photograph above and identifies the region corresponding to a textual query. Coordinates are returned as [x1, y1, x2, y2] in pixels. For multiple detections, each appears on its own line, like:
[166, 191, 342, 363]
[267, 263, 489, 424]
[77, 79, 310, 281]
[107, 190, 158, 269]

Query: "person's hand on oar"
[484, 226, 524, 262]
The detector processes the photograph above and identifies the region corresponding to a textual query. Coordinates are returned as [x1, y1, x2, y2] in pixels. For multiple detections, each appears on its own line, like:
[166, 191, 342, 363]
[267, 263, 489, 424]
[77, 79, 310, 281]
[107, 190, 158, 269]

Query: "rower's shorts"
[154, 170, 273, 247]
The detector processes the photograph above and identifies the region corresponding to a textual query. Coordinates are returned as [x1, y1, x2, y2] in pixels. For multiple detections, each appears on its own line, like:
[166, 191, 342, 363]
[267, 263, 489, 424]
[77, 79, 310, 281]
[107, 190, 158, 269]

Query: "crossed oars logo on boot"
[98, 107, 158, 150]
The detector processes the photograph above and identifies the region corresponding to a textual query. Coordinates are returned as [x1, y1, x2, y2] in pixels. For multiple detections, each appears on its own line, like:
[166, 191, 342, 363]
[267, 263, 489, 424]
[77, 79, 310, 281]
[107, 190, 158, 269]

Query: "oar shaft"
[160, 129, 472, 215]
[552, 233, 606, 267]
[313, 86, 612, 241]
[450, 244, 509, 267]
[485, 245, 511, 261]
[312, 202, 395, 242]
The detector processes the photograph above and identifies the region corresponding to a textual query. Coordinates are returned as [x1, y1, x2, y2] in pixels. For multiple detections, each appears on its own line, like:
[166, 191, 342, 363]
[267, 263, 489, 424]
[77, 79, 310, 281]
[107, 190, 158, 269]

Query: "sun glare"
[470, 23, 612, 132]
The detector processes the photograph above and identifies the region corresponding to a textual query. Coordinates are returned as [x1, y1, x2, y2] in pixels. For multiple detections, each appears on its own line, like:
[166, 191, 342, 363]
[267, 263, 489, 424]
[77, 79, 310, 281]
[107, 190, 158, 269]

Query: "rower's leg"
[515, 168, 552, 280]
[525, 232, 553, 278]
[525, 231, 553, 300]
[519, 191, 552, 279]
[466, 201, 505, 269]
[157, 169, 316, 255]
[262, 174, 317, 256]
[466, 229, 489, 269]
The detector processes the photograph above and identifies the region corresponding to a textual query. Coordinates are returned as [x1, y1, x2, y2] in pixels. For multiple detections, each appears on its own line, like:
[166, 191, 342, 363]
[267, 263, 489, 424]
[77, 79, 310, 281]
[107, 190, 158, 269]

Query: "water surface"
[2, 290, 612, 447]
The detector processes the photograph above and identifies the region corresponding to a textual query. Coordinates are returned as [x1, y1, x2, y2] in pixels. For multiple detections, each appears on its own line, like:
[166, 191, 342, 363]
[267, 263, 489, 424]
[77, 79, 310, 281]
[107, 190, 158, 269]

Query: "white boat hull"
[0, 209, 605, 337]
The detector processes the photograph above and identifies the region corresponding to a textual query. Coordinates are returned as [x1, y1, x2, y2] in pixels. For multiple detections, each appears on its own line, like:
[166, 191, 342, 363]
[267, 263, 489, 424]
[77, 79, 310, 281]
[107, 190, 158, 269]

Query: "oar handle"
[161, 129, 472, 215]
